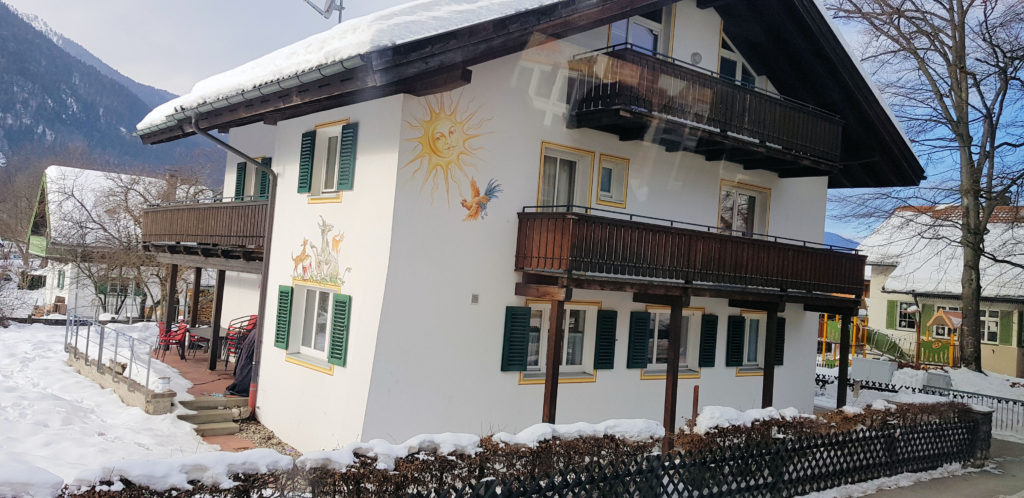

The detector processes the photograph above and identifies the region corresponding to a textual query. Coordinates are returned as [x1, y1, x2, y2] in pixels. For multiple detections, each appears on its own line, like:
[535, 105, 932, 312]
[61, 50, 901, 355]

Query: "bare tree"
[827, 0, 1024, 371]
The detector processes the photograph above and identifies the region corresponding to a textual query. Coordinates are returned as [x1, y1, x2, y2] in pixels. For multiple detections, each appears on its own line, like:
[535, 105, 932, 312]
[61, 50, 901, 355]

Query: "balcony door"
[539, 144, 594, 212]
[609, 9, 665, 55]
[719, 182, 769, 237]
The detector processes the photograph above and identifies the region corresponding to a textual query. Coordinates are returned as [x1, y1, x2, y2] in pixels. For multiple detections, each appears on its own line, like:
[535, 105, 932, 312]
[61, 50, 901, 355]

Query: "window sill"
[307, 192, 343, 204]
[285, 352, 335, 375]
[641, 368, 700, 380]
[595, 198, 626, 209]
[518, 371, 596, 385]
[735, 366, 763, 377]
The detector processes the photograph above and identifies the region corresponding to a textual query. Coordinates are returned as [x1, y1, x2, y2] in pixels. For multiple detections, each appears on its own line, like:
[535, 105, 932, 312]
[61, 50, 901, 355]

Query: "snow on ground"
[693, 406, 805, 435]
[0, 323, 215, 491]
[946, 368, 1024, 401]
[891, 368, 928, 388]
[0, 455, 63, 498]
[797, 463, 981, 498]
[492, 419, 664, 446]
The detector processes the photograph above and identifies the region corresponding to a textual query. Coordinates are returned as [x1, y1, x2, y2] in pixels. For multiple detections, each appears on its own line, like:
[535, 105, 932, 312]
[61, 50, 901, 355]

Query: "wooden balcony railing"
[568, 44, 843, 164]
[142, 198, 268, 248]
[514, 207, 865, 296]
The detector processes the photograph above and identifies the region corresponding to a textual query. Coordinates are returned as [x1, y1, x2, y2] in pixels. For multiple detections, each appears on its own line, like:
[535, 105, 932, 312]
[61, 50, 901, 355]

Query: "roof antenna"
[303, 0, 345, 23]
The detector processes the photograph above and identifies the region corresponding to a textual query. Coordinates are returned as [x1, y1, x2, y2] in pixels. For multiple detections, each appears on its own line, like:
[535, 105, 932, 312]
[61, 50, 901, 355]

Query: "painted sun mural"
[404, 92, 500, 217]
[290, 216, 351, 289]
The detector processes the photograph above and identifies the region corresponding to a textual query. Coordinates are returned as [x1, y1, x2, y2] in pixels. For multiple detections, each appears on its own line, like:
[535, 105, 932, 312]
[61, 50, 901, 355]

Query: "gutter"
[187, 115, 275, 415]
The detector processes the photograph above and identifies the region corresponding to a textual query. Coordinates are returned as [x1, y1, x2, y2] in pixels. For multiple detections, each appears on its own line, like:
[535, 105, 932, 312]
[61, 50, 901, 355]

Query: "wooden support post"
[542, 289, 570, 424]
[662, 299, 684, 454]
[837, 313, 852, 408]
[761, 306, 779, 408]
[189, 267, 202, 328]
[209, 270, 226, 371]
[163, 264, 178, 324]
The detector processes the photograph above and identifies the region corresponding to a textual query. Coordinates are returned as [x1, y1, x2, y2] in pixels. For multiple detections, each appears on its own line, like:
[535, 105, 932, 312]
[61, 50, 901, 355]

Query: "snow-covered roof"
[136, 0, 562, 132]
[858, 208, 1024, 299]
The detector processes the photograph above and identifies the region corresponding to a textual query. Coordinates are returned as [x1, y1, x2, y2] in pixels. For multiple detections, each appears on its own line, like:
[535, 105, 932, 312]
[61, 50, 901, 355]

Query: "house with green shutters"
[134, 0, 922, 452]
[861, 206, 1024, 375]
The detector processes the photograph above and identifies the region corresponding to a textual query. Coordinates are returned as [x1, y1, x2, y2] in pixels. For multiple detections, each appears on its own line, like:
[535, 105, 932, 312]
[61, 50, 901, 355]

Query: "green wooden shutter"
[336, 122, 358, 191]
[725, 315, 745, 367]
[999, 310, 1013, 346]
[274, 286, 293, 349]
[233, 161, 246, 201]
[627, 311, 650, 369]
[1018, 311, 1023, 349]
[698, 314, 718, 368]
[593, 309, 617, 369]
[297, 130, 316, 193]
[886, 300, 898, 330]
[257, 157, 272, 201]
[920, 303, 934, 336]
[774, 317, 786, 366]
[328, 293, 351, 366]
[500, 306, 531, 371]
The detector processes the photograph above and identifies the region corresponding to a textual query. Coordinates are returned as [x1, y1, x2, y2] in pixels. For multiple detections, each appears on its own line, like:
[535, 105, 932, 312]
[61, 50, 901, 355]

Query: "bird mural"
[460, 178, 502, 221]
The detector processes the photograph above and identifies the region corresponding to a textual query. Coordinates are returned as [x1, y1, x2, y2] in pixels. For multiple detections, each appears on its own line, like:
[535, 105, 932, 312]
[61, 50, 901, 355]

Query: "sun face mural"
[404, 92, 491, 210]
[291, 216, 351, 289]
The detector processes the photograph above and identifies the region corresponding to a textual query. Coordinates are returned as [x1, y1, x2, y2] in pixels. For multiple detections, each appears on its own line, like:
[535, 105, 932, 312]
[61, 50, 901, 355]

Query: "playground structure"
[817, 311, 961, 368]
[817, 314, 868, 367]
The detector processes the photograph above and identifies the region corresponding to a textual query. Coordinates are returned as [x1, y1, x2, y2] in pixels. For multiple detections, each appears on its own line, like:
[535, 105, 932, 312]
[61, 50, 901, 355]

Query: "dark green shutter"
[593, 309, 617, 369]
[698, 314, 718, 368]
[725, 315, 745, 367]
[921, 303, 934, 336]
[999, 310, 1013, 346]
[886, 300, 897, 330]
[297, 130, 316, 193]
[500, 306, 531, 371]
[328, 293, 351, 366]
[627, 311, 650, 369]
[336, 122, 358, 191]
[1018, 311, 1023, 349]
[257, 157, 272, 201]
[233, 162, 246, 201]
[774, 317, 786, 366]
[274, 286, 293, 349]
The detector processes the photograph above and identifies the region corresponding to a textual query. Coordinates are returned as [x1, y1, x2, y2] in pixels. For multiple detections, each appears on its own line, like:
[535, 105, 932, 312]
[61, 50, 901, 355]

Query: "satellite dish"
[303, 0, 345, 23]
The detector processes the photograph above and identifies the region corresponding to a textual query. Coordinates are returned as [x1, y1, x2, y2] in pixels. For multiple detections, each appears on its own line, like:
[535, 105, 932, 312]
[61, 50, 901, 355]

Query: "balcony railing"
[514, 206, 865, 296]
[568, 44, 843, 164]
[141, 197, 268, 248]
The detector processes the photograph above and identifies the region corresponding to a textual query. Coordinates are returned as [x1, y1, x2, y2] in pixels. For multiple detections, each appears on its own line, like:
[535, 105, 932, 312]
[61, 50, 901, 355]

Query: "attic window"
[610, 8, 666, 55]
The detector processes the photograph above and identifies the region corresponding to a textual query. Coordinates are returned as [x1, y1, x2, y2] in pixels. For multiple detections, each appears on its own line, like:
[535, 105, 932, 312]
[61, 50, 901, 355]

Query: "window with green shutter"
[593, 309, 617, 369]
[328, 293, 351, 366]
[336, 122, 358, 191]
[297, 130, 316, 193]
[626, 311, 650, 369]
[725, 315, 745, 367]
[998, 309, 1013, 346]
[501, 306, 531, 371]
[256, 157, 272, 201]
[274, 286, 293, 349]
[234, 162, 246, 201]
[698, 314, 718, 367]
[774, 317, 786, 366]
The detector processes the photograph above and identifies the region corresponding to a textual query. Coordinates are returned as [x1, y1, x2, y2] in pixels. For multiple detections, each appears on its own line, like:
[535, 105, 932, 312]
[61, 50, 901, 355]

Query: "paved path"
[870, 439, 1024, 497]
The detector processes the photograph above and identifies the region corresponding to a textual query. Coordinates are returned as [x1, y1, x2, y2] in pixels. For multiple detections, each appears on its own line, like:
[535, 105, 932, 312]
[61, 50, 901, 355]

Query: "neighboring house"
[136, 0, 922, 452]
[860, 206, 1024, 376]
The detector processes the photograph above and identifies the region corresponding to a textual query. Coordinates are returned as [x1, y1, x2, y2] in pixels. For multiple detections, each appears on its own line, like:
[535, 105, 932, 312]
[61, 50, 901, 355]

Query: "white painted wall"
[219, 271, 260, 328]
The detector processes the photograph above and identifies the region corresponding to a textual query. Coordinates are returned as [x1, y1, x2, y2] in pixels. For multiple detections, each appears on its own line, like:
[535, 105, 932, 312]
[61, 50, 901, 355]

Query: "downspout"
[188, 115, 275, 414]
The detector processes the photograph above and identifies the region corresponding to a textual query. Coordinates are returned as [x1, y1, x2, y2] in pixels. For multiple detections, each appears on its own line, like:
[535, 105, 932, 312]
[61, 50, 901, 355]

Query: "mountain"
[824, 232, 860, 249]
[16, 9, 177, 108]
[0, 2, 219, 175]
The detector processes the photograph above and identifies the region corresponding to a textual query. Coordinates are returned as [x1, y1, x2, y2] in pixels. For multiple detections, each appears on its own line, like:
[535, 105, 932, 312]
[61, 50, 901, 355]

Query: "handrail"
[146, 195, 268, 208]
[65, 314, 157, 390]
[521, 205, 859, 253]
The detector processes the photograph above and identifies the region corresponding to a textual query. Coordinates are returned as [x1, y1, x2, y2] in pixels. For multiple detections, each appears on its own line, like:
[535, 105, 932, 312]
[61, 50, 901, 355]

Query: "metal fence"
[816, 373, 1024, 435]
[64, 315, 157, 390]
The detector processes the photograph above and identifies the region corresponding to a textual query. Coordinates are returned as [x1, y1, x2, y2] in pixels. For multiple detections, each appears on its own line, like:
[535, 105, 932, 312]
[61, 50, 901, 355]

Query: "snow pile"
[0, 455, 64, 498]
[298, 433, 481, 472]
[107, 322, 194, 398]
[693, 406, 803, 435]
[798, 462, 978, 498]
[891, 368, 928, 388]
[137, 0, 562, 131]
[0, 323, 213, 482]
[70, 449, 293, 492]
[947, 368, 1024, 401]
[869, 399, 897, 411]
[493, 419, 664, 447]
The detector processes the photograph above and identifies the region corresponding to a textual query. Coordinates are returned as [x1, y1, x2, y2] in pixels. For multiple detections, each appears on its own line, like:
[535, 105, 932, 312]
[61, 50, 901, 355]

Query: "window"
[313, 123, 344, 196]
[933, 305, 960, 338]
[538, 143, 593, 211]
[298, 120, 358, 198]
[610, 9, 665, 54]
[298, 287, 333, 359]
[897, 302, 917, 331]
[596, 155, 628, 208]
[719, 182, 769, 237]
[645, 308, 700, 373]
[719, 36, 757, 88]
[982, 309, 1001, 344]
[524, 301, 599, 378]
[744, 316, 762, 366]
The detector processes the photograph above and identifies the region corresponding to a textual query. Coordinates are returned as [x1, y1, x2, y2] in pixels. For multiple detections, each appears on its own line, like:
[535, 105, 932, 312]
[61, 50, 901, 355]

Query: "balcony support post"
[761, 304, 779, 408]
[837, 313, 853, 408]
[662, 294, 689, 454]
[209, 269, 226, 371]
[542, 288, 572, 424]
[189, 267, 202, 328]
[163, 264, 178, 324]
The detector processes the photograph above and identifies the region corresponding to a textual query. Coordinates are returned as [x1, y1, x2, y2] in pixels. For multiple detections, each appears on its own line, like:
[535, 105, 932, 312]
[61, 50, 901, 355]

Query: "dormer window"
[720, 36, 757, 88]
[610, 9, 666, 55]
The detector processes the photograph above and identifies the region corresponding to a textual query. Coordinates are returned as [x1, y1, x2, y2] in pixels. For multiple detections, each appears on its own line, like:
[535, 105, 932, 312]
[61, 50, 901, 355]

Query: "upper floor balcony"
[514, 206, 865, 298]
[567, 44, 844, 176]
[141, 197, 268, 273]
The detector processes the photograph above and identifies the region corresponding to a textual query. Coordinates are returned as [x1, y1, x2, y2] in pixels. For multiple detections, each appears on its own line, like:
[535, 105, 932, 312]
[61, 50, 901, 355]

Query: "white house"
[136, 0, 922, 452]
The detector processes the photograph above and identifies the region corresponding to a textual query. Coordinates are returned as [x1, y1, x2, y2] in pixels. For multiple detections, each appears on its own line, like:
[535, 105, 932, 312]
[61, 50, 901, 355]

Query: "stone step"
[194, 421, 240, 437]
[178, 409, 236, 425]
[179, 396, 249, 411]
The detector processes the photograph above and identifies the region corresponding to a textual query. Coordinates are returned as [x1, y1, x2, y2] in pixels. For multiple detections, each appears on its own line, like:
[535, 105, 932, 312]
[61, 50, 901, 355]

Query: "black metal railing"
[568, 44, 844, 163]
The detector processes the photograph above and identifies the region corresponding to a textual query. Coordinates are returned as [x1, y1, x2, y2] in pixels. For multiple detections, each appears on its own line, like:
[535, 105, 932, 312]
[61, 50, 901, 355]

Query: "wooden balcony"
[141, 199, 268, 272]
[514, 208, 865, 297]
[568, 45, 844, 174]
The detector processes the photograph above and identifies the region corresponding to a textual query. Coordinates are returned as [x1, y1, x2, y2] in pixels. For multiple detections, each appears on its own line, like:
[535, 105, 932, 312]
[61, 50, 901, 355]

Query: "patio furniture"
[224, 315, 258, 369]
[157, 321, 188, 361]
[187, 326, 212, 358]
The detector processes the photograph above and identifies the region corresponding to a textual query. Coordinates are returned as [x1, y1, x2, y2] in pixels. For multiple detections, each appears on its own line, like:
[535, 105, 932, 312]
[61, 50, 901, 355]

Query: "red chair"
[157, 321, 188, 361]
[188, 330, 211, 358]
[224, 315, 258, 369]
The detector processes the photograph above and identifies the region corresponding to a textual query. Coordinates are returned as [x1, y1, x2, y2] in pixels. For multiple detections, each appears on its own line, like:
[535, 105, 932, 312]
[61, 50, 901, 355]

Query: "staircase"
[177, 396, 250, 437]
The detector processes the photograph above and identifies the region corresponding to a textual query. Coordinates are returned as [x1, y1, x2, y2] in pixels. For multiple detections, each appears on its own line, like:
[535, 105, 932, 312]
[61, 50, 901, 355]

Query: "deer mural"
[291, 238, 312, 278]
[315, 215, 340, 282]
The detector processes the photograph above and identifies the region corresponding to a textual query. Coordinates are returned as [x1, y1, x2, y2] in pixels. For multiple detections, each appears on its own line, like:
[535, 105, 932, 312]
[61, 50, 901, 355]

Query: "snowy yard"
[0, 323, 215, 494]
